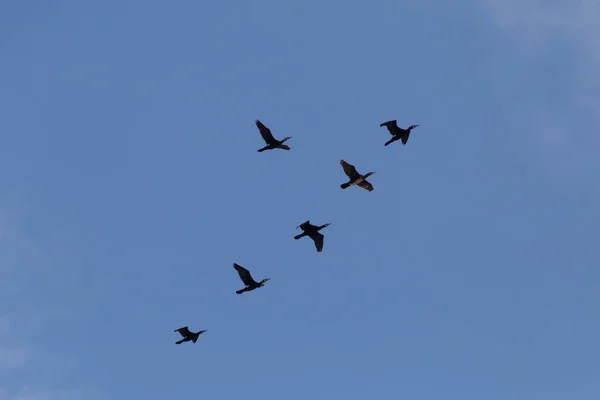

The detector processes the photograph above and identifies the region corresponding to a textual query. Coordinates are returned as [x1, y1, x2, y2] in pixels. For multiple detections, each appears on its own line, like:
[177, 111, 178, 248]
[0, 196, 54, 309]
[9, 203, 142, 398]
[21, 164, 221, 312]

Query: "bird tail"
[340, 183, 350, 189]
[278, 145, 290, 150]
[294, 233, 306, 240]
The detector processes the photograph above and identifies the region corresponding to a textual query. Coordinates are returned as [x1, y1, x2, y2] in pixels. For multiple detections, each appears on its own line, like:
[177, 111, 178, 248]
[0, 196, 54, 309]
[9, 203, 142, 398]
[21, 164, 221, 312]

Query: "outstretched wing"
[340, 160, 360, 180]
[380, 120, 399, 135]
[175, 326, 192, 337]
[402, 132, 410, 145]
[308, 232, 324, 252]
[357, 180, 374, 192]
[297, 220, 313, 231]
[234, 263, 257, 286]
[255, 120, 276, 145]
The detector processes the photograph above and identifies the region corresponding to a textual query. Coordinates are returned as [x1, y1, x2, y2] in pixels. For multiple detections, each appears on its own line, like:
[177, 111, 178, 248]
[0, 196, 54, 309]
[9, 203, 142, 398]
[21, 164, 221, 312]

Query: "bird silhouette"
[174, 326, 207, 345]
[294, 220, 331, 252]
[255, 120, 292, 152]
[233, 263, 270, 294]
[339, 160, 375, 192]
[380, 120, 419, 146]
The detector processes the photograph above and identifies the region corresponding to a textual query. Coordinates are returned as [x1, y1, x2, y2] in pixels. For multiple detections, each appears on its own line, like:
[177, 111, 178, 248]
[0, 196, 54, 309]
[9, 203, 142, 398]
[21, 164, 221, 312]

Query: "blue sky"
[1, 1, 599, 399]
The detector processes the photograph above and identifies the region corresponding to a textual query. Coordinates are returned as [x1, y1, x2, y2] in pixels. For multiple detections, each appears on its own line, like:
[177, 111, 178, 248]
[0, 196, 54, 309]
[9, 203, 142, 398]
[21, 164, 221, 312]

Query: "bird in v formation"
[295, 220, 331, 252]
[176, 118, 419, 345]
[379, 120, 419, 146]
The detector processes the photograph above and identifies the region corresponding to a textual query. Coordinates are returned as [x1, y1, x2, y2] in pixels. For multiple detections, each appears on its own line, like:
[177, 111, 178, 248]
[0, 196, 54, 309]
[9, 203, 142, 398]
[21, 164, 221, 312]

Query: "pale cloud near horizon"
[484, 0, 600, 178]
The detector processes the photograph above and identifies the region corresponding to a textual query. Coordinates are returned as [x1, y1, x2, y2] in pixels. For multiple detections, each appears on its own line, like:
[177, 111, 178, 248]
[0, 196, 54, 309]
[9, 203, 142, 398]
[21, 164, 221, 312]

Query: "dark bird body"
[233, 263, 270, 294]
[339, 160, 375, 192]
[380, 120, 419, 146]
[294, 220, 331, 252]
[174, 326, 207, 345]
[255, 120, 292, 152]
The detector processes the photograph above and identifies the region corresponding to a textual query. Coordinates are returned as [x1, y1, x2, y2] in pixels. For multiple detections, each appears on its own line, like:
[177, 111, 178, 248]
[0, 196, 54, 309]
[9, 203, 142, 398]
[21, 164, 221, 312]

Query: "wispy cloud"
[0, 387, 86, 400]
[0, 347, 30, 371]
[0, 316, 9, 334]
[484, 0, 600, 178]
[0, 315, 30, 371]
[485, 0, 600, 74]
[0, 194, 100, 399]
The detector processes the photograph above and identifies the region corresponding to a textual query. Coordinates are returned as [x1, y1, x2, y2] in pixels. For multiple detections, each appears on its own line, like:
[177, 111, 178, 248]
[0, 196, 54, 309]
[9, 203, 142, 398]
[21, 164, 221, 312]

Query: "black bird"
[339, 160, 375, 192]
[294, 220, 331, 252]
[174, 326, 207, 345]
[233, 263, 270, 294]
[379, 120, 419, 146]
[255, 120, 292, 152]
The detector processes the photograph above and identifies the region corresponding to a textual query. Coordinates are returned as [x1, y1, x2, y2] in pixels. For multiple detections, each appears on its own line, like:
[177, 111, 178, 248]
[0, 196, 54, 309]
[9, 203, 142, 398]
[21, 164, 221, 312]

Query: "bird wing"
[340, 160, 360, 180]
[380, 120, 399, 135]
[175, 326, 192, 337]
[234, 263, 257, 286]
[357, 180, 373, 192]
[308, 232, 324, 252]
[297, 220, 313, 230]
[402, 132, 410, 144]
[255, 120, 276, 144]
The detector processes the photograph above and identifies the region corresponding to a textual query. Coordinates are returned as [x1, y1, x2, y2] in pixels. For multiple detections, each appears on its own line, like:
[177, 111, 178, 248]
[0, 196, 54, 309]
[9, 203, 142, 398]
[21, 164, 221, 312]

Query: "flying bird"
[233, 263, 270, 294]
[379, 120, 419, 146]
[294, 220, 331, 252]
[255, 120, 292, 152]
[174, 326, 207, 345]
[339, 160, 375, 192]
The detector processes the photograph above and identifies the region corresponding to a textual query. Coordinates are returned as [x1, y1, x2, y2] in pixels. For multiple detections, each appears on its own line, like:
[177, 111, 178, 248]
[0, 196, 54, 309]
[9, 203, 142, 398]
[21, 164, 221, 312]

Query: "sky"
[1, 0, 599, 399]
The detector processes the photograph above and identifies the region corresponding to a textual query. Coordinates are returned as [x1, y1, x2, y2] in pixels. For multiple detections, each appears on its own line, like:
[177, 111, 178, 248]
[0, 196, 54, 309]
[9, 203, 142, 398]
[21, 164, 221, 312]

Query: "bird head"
[409, 124, 419, 130]
[282, 136, 292, 142]
[260, 278, 270, 285]
[364, 172, 376, 178]
[199, 330, 207, 335]
[321, 223, 331, 229]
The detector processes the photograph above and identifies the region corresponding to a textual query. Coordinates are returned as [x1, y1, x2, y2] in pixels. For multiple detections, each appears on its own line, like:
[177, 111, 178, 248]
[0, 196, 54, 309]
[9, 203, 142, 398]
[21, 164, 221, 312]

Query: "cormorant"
[174, 326, 207, 345]
[339, 160, 375, 192]
[255, 120, 292, 152]
[294, 220, 331, 252]
[233, 263, 270, 294]
[379, 120, 419, 146]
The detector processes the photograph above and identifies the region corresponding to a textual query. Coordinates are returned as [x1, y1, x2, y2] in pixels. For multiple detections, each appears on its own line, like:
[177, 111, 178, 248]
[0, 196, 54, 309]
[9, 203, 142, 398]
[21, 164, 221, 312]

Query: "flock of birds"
[174, 118, 420, 345]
